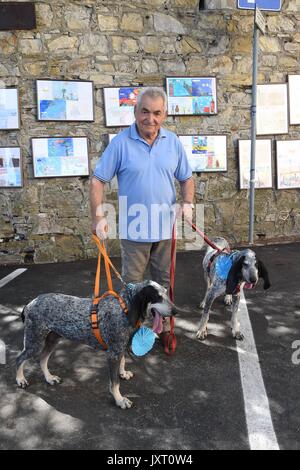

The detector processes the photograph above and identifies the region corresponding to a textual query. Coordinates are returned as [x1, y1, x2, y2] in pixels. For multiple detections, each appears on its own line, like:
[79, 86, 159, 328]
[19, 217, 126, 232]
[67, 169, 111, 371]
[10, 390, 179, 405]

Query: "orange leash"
[91, 234, 134, 349]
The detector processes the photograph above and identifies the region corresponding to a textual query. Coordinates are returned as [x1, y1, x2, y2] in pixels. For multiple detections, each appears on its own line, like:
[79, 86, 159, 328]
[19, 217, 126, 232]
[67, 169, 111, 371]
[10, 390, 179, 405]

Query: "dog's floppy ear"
[257, 259, 271, 290]
[226, 256, 245, 295]
[128, 285, 159, 327]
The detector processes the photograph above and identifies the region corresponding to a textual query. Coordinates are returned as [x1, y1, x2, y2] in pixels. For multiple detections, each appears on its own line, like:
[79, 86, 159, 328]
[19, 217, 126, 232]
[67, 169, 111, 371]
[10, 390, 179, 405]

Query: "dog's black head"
[127, 281, 177, 331]
[226, 250, 271, 295]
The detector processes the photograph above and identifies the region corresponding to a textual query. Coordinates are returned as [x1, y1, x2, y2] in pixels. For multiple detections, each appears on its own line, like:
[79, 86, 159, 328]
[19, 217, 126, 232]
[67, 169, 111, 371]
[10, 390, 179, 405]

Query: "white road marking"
[0, 269, 27, 289]
[237, 291, 279, 450]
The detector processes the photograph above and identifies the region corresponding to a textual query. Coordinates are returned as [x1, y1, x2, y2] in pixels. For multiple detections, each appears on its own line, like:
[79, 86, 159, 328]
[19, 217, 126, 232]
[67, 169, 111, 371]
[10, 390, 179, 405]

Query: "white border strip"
[237, 291, 279, 450]
[0, 268, 27, 289]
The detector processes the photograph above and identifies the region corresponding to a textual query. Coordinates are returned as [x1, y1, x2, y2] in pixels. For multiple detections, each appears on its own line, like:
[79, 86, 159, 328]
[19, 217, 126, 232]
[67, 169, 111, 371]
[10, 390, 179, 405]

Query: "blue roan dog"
[16, 281, 177, 409]
[197, 237, 271, 341]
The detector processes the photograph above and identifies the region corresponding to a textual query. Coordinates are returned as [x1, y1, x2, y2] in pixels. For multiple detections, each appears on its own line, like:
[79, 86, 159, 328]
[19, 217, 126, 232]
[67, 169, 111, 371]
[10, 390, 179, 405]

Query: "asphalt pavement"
[0, 242, 299, 450]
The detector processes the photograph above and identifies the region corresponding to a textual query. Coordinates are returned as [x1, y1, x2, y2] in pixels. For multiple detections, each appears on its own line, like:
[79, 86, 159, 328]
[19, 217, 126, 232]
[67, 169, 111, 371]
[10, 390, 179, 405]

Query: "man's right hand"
[94, 216, 108, 240]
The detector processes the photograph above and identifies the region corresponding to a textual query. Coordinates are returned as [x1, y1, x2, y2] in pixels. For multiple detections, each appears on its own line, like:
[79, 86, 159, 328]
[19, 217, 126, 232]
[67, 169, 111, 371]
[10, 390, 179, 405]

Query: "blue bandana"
[215, 253, 239, 280]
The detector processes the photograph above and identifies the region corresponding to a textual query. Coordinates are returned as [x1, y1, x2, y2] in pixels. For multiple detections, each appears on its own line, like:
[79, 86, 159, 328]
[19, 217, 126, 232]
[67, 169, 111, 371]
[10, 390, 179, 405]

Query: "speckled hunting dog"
[197, 237, 271, 341]
[16, 280, 177, 409]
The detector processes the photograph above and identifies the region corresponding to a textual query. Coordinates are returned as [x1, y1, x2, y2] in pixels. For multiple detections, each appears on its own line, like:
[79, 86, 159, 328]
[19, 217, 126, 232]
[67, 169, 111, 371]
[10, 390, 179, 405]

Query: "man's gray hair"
[136, 87, 168, 112]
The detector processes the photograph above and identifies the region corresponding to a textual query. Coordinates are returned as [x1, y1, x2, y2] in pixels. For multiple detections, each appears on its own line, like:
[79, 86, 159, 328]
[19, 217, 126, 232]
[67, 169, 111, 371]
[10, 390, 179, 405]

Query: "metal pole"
[249, 16, 259, 245]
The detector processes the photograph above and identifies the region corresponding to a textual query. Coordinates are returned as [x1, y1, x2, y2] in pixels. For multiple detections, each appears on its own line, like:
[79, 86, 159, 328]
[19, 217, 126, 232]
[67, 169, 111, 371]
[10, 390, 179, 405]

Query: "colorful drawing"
[48, 138, 74, 158]
[168, 79, 193, 97]
[119, 87, 140, 106]
[37, 80, 94, 121]
[288, 75, 300, 125]
[32, 137, 89, 178]
[53, 81, 79, 101]
[0, 147, 22, 187]
[104, 86, 143, 126]
[166, 77, 217, 116]
[238, 140, 272, 189]
[0, 89, 20, 129]
[40, 100, 67, 120]
[179, 135, 226, 172]
[257, 84, 288, 135]
[276, 140, 300, 189]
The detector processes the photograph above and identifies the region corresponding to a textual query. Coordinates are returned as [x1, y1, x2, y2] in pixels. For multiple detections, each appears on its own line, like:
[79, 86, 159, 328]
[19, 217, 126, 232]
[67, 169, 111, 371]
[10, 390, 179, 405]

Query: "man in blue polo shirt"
[90, 87, 194, 327]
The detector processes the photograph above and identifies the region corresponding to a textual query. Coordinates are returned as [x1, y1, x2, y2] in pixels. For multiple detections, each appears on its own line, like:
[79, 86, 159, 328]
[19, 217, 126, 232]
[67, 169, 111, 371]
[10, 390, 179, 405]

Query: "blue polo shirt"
[93, 123, 192, 242]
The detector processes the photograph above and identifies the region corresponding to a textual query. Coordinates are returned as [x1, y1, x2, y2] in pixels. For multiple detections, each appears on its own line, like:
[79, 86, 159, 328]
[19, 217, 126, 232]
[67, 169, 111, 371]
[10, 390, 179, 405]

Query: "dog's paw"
[116, 397, 133, 409]
[233, 331, 244, 341]
[196, 327, 208, 341]
[120, 370, 134, 380]
[46, 375, 62, 386]
[16, 378, 29, 389]
[224, 295, 232, 306]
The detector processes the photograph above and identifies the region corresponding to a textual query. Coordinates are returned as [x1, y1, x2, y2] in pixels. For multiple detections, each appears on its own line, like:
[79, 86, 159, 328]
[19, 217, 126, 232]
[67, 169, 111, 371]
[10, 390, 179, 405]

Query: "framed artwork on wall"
[178, 135, 226, 172]
[288, 75, 300, 125]
[0, 147, 22, 187]
[256, 83, 288, 135]
[0, 88, 20, 130]
[103, 86, 143, 127]
[36, 80, 94, 121]
[31, 137, 89, 178]
[276, 140, 300, 189]
[238, 139, 273, 189]
[166, 77, 217, 116]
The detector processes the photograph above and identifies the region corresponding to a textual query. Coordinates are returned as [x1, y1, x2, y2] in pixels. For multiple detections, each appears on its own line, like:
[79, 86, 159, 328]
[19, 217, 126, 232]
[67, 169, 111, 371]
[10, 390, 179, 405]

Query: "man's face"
[134, 95, 167, 140]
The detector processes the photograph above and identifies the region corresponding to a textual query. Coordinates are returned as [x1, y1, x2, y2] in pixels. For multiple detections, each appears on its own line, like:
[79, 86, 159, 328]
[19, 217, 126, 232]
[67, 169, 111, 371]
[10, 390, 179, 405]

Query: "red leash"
[162, 224, 177, 355]
[162, 216, 231, 355]
[186, 219, 230, 254]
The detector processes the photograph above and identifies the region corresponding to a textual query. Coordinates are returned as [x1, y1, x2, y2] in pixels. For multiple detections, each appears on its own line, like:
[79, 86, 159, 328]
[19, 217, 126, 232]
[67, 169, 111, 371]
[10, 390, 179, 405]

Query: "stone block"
[79, 34, 109, 55]
[259, 36, 281, 53]
[122, 38, 139, 54]
[153, 12, 185, 34]
[65, 5, 91, 30]
[176, 37, 202, 55]
[35, 3, 54, 28]
[231, 36, 253, 54]
[97, 15, 119, 31]
[120, 13, 144, 33]
[140, 36, 162, 54]
[22, 61, 48, 76]
[142, 59, 159, 74]
[48, 35, 78, 52]
[19, 39, 43, 55]
[160, 59, 186, 74]
[0, 32, 17, 55]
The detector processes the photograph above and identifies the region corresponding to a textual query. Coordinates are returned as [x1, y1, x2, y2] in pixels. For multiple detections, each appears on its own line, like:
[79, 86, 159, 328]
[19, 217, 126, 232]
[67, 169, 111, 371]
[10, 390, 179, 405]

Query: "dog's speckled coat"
[197, 237, 271, 341]
[16, 281, 176, 409]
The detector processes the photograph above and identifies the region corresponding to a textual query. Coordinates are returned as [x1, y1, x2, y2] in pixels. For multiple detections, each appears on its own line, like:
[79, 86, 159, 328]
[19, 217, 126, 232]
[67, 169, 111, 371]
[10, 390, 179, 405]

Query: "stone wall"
[0, 0, 300, 263]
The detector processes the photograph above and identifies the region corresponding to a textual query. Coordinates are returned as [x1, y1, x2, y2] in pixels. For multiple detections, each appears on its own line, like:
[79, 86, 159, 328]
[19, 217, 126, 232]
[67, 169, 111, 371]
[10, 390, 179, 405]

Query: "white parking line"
[0, 269, 27, 289]
[237, 291, 279, 450]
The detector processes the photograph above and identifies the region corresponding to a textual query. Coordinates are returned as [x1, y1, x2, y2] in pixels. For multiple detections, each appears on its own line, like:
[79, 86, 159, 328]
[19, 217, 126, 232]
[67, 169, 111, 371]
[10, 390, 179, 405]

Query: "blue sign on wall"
[237, 0, 281, 11]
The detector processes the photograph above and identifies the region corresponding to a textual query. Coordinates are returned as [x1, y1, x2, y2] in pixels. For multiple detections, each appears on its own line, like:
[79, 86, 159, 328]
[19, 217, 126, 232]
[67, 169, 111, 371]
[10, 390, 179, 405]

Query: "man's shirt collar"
[130, 123, 167, 142]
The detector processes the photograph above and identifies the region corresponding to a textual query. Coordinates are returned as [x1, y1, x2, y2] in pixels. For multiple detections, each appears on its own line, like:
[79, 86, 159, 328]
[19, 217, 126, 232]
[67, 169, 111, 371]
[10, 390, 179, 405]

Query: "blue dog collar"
[131, 327, 156, 356]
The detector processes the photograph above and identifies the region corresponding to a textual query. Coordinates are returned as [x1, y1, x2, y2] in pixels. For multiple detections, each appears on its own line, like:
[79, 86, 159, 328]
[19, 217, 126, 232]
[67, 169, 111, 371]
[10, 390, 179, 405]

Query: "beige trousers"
[120, 239, 172, 332]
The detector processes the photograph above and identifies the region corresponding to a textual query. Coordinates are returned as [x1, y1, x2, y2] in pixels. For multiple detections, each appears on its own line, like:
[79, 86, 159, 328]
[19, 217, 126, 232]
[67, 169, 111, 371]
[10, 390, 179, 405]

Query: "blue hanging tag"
[131, 326, 156, 356]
